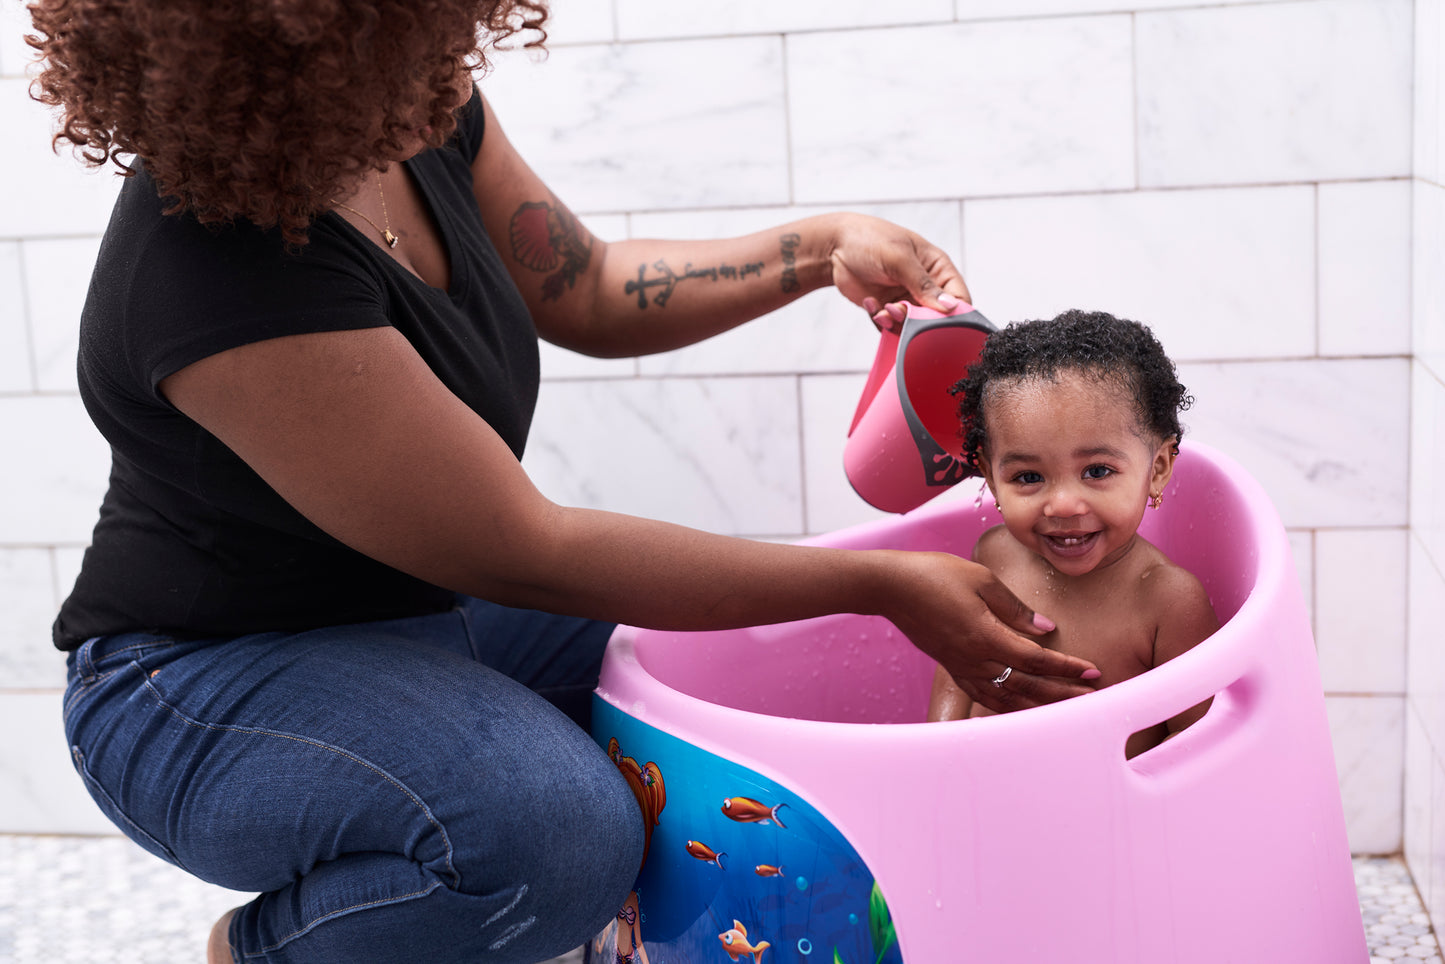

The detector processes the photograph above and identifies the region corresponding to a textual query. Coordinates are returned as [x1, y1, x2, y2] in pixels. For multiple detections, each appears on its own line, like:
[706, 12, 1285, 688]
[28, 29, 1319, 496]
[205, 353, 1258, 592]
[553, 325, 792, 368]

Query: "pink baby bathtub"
[590, 442, 1366, 963]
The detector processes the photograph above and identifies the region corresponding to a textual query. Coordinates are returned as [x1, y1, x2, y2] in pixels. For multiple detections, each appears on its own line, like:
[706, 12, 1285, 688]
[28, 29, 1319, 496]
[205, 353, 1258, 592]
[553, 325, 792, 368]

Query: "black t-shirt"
[53, 89, 539, 650]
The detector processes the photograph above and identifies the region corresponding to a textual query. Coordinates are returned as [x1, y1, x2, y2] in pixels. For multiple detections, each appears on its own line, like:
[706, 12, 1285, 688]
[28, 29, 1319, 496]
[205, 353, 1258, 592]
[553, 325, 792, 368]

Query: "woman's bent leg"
[63, 616, 642, 964]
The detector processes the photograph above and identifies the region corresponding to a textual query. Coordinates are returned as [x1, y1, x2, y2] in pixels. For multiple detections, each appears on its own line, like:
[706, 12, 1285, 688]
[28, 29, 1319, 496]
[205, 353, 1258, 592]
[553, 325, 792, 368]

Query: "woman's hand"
[822, 213, 973, 332]
[878, 550, 1100, 714]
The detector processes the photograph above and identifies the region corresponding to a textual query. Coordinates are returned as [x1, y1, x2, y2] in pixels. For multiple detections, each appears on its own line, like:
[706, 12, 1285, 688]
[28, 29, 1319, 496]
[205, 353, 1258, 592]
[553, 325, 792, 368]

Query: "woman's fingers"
[903, 262, 971, 313]
[974, 571, 1052, 637]
[939, 564, 1099, 712]
[886, 552, 1099, 714]
[976, 664, 1099, 712]
[829, 214, 971, 323]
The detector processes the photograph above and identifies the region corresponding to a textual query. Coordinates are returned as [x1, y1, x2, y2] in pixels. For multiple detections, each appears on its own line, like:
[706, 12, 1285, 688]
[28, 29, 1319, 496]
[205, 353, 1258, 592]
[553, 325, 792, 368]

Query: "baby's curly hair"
[26, 0, 548, 245]
[953, 309, 1193, 470]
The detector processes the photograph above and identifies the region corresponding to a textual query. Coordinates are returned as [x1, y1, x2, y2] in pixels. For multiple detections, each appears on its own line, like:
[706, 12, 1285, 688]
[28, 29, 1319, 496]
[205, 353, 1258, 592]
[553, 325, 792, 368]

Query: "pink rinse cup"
[844, 302, 995, 513]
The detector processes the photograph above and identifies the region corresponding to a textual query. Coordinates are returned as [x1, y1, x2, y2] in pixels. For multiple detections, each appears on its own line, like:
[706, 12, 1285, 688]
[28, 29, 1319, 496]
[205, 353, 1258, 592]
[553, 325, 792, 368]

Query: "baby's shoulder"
[1133, 540, 1208, 600]
[972, 524, 1021, 565]
[1133, 541, 1218, 638]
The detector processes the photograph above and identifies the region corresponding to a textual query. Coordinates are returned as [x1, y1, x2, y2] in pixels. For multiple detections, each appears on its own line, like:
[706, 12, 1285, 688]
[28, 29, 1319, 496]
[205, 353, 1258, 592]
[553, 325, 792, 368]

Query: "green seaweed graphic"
[869, 880, 897, 964]
[832, 881, 899, 964]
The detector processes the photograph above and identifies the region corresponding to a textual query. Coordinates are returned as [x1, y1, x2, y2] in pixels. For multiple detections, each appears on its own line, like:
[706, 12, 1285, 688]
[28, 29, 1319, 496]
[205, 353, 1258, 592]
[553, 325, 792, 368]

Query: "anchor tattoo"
[624, 258, 765, 309]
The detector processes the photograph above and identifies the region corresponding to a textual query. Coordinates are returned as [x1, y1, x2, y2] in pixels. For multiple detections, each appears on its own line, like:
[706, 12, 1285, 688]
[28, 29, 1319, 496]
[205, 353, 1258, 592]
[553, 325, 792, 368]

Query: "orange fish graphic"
[721, 796, 788, 829]
[754, 864, 784, 877]
[685, 839, 726, 869]
[718, 920, 770, 962]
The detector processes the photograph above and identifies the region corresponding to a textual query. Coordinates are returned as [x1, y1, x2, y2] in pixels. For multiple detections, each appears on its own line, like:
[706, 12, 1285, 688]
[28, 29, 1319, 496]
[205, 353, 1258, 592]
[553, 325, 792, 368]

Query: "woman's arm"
[926, 525, 1017, 721]
[468, 94, 969, 356]
[159, 325, 1095, 713]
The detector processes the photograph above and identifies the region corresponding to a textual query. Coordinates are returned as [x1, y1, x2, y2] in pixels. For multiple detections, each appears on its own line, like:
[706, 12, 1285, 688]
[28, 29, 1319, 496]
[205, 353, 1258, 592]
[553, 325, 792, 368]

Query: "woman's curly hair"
[953, 309, 1193, 470]
[26, 0, 548, 244]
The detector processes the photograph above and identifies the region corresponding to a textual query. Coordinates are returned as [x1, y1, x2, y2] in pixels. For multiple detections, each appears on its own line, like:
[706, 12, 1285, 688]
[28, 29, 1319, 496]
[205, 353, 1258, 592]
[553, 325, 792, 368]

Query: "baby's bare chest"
[1041, 619, 1156, 686]
[1012, 580, 1159, 685]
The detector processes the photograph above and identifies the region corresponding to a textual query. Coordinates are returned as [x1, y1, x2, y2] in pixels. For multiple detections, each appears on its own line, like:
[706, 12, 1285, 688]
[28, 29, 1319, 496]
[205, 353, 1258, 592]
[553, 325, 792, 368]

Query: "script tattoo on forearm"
[779, 233, 801, 293]
[508, 199, 594, 301]
[623, 258, 765, 309]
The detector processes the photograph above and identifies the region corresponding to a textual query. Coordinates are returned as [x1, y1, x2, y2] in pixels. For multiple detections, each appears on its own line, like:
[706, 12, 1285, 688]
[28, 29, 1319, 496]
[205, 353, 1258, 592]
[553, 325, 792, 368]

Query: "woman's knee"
[452, 714, 644, 891]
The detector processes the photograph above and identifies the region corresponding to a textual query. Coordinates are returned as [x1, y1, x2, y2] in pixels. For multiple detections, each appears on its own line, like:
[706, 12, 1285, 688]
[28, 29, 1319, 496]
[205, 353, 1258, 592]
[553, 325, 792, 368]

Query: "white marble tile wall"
[1410, 0, 1445, 937]
[789, 17, 1136, 203]
[0, 240, 29, 390]
[0, 1, 1424, 871]
[963, 186, 1319, 361]
[0, 0, 32, 79]
[1136, 0, 1413, 187]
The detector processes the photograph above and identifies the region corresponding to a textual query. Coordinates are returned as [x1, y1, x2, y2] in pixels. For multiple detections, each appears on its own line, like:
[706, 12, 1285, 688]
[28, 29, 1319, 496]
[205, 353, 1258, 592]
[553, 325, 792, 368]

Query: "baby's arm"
[927, 663, 974, 721]
[1151, 565, 1221, 735]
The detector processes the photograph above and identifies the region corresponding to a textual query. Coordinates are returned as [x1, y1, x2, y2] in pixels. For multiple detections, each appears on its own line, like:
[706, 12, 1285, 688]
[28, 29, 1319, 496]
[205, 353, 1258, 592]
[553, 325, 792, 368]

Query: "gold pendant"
[384, 229, 398, 248]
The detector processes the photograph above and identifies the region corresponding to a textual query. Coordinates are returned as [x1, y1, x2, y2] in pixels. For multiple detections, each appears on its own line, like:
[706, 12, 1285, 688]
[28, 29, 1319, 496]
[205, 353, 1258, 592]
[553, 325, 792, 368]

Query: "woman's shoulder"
[454, 85, 486, 160]
[84, 172, 390, 394]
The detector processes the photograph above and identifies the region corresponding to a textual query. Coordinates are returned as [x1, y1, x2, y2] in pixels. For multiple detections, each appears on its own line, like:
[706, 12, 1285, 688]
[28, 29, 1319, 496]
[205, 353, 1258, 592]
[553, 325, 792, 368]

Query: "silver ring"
[991, 666, 1013, 688]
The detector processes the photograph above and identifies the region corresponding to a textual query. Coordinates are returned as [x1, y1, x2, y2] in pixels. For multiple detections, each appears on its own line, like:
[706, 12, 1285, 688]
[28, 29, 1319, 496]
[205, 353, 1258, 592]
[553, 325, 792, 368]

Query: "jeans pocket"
[69, 744, 183, 868]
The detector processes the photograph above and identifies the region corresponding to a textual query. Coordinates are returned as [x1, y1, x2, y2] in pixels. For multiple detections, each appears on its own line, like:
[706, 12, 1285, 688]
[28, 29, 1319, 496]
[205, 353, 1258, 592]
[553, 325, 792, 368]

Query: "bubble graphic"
[797, 938, 813, 955]
[795, 875, 809, 891]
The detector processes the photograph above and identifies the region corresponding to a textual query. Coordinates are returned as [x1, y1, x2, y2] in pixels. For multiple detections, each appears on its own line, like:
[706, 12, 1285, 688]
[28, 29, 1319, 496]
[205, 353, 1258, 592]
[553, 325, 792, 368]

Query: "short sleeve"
[79, 178, 391, 403]
[454, 85, 486, 163]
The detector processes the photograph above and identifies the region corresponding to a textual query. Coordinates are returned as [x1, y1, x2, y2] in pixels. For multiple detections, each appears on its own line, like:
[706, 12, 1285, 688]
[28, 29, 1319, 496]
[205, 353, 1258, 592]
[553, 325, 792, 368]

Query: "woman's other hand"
[823, 213, 972, 332]
[878, 550, 1100, 714]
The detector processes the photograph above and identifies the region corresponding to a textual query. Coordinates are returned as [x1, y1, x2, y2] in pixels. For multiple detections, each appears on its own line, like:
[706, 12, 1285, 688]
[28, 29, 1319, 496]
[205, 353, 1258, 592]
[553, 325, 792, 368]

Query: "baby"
[928, 309, 1219, 757]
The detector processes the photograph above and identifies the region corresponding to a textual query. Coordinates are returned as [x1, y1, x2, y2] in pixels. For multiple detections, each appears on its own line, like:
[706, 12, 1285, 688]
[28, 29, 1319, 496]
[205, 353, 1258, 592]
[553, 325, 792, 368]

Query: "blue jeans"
[62, 596, 643, 963]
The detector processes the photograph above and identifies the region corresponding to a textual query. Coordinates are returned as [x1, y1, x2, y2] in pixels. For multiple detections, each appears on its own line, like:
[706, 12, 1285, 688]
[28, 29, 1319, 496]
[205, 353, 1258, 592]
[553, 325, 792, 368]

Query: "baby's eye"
[1083, 464, 1113, 480]
[1012, 471, 1043, 485]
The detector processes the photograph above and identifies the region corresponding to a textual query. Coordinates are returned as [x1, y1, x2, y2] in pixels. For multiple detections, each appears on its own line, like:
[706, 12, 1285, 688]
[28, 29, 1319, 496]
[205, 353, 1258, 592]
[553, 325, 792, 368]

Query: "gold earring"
[1148, 492, 1163, 510]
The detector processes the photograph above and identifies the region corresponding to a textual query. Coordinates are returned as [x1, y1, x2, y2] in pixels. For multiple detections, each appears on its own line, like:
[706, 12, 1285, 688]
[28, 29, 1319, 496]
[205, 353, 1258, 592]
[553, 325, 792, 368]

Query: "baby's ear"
[1150, 436, 1179, 491]
[975, 447, 997, 491]
[971, 448, 994, 485]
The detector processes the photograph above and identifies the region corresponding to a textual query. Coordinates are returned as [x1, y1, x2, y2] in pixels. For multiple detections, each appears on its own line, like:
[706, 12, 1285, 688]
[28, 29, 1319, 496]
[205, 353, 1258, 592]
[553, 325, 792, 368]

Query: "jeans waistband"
[68, 631, 179, 683]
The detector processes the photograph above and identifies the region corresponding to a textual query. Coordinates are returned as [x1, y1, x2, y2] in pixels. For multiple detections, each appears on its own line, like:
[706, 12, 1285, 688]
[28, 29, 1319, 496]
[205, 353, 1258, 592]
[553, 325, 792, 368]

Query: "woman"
[28, 2, 1100, 961]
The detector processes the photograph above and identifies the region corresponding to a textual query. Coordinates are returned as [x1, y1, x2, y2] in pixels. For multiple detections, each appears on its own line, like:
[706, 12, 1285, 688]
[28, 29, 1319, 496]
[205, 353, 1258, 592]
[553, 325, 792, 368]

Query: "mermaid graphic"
[612, 890, 649, 964]
[592, 738, 667, 964]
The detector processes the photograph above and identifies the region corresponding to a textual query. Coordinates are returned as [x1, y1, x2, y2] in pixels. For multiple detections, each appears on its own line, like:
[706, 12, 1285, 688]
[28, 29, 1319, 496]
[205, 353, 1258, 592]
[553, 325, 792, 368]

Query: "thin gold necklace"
[334, 177, 398, 248]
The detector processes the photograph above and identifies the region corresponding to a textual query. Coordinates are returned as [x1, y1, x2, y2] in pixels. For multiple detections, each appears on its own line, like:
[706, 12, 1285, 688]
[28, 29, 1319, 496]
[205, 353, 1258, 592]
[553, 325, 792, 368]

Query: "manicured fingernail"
[862, 297, 880, 315]
[1032, 613, 1056, 632]
[887, 303, 906, 323]
[938, 292, 959, 310]
[1082, 668, 1102, 680]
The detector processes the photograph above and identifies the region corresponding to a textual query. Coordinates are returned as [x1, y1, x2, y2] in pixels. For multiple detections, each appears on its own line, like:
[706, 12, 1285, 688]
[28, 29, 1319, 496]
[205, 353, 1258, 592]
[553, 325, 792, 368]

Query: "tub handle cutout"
[1122, 668, 1261, 775]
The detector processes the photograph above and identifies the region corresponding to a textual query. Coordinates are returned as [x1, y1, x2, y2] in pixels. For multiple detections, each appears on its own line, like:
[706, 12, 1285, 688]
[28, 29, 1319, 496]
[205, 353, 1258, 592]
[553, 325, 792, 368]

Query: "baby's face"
[978, 371, 1173, 577]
